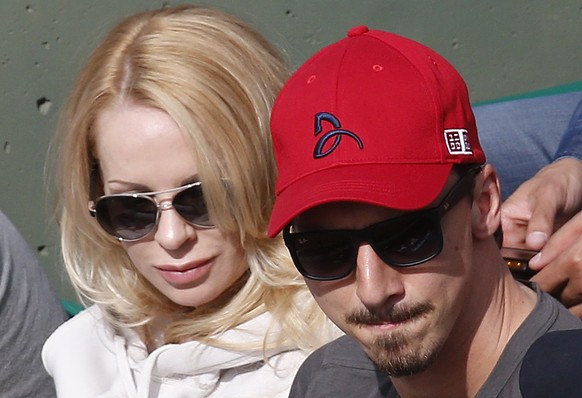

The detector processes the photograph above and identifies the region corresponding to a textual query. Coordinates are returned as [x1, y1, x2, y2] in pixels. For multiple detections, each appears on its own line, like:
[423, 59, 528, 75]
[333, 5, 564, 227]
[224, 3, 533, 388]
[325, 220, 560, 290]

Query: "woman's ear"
[471, 164, 502, 240]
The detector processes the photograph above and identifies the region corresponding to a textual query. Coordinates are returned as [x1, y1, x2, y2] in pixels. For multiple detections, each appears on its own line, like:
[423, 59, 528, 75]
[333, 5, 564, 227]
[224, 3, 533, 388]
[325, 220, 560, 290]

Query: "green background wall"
[1, 0, 581, 301]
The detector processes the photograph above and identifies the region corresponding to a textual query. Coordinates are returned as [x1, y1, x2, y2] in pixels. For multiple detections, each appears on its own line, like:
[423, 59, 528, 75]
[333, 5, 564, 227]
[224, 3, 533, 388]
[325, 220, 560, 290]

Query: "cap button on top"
[347, 25, 369, 37]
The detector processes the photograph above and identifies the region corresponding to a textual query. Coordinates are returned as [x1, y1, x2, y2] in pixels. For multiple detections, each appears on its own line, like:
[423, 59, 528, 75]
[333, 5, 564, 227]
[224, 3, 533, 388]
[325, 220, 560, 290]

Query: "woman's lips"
[155, 259, 212, 286]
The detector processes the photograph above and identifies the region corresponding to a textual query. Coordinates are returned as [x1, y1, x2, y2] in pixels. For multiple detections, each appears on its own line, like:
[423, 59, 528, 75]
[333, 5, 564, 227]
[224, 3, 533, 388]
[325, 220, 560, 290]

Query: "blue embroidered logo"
[313, 112, 364, 159]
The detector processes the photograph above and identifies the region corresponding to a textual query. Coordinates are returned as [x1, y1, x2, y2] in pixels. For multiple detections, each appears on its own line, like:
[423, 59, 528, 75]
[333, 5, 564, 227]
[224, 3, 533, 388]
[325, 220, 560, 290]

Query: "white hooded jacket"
[42, 305, 308, 397]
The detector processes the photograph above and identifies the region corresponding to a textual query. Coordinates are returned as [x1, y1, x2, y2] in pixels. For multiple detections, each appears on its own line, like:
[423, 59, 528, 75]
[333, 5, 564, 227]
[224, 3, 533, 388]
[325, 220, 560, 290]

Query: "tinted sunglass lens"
[173, 185, 212, 227]
[373, 214, 442, 266]
[96, 196, 157, 240]
[290, 233, 355, 280]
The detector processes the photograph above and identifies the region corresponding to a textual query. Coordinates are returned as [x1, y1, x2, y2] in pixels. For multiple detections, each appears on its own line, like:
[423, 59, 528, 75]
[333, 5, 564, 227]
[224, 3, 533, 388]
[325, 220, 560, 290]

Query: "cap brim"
[268, 163, 453, 237]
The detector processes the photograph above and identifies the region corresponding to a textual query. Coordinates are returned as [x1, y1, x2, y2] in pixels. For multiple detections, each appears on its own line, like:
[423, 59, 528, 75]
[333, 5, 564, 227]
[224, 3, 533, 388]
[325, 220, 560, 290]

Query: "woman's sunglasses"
[283, 167, 480, 281]
[89, 182, 214, 241]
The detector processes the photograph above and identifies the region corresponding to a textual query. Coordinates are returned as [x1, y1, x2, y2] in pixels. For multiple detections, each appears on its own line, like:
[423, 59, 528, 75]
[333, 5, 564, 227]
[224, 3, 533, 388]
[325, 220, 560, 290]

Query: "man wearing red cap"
[268, 26, 582, 397]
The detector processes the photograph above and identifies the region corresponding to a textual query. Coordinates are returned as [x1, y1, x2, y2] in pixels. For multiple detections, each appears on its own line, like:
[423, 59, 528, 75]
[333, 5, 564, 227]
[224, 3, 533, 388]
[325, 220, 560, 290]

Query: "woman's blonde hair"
[54, 5, 331, 351]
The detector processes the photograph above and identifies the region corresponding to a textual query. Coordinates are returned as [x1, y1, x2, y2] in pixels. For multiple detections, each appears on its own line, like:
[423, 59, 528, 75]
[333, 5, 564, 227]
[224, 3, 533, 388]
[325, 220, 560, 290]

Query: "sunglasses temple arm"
[437, 167, 479, 216]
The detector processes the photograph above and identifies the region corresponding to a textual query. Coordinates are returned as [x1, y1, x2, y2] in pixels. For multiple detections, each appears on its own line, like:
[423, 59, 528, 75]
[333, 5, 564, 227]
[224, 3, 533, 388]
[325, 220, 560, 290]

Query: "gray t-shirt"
[290, 284, 582, 397]
[0, 210, 68, 397]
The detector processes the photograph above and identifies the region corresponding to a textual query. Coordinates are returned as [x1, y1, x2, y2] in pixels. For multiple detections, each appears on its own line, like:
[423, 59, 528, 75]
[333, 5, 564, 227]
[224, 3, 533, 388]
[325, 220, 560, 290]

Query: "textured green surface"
[475, 81, 582, 106]
[1, 0, 581, 301]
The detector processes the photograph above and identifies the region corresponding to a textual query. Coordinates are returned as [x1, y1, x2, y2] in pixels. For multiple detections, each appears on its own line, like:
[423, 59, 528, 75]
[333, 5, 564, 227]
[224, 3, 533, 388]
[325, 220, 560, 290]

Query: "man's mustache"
[345, 302, 434, 325]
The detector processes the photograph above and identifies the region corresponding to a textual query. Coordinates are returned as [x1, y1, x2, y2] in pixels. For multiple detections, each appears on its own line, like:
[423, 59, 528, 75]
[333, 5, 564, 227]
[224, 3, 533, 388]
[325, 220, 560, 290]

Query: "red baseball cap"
[268, 26, 485, 237]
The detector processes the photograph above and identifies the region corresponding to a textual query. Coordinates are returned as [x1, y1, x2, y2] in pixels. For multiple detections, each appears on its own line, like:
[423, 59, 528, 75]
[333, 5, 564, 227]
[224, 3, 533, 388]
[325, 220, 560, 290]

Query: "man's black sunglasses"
[283, 167, 481, 281]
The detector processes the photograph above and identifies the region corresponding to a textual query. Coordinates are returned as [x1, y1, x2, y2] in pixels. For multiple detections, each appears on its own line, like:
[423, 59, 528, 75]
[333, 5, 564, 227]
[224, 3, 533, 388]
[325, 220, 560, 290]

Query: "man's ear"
[471, 164, 502, 240]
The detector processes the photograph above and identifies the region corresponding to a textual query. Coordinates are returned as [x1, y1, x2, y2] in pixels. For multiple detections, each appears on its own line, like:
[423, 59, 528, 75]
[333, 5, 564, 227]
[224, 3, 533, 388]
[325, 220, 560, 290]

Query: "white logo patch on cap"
[444, 129, 473, 155]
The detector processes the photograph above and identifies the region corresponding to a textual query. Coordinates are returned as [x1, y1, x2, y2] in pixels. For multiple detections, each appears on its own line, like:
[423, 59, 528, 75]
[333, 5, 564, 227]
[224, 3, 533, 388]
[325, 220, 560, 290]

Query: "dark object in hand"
[501, 247, 539, 280]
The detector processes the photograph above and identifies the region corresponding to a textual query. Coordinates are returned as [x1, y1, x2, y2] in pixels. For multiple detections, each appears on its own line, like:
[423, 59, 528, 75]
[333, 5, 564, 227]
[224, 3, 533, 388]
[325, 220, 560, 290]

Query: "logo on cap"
[444, 129, 473, 155]
[313, 112, 364, 159]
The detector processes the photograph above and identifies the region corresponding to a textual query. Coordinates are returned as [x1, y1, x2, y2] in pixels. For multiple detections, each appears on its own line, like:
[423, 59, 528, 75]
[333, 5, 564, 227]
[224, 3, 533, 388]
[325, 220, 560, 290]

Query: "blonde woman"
[42, 5, 334, 397]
